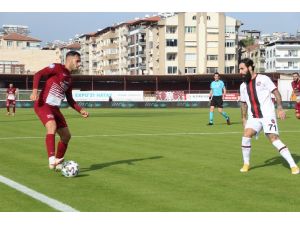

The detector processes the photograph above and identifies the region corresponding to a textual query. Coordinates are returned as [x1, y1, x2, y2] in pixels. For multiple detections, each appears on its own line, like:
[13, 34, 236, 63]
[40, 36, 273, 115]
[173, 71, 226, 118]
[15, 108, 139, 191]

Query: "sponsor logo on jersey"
[49, 64, 55, 69]
[47, 114, 54, 119]
[271, 119, 275, 124]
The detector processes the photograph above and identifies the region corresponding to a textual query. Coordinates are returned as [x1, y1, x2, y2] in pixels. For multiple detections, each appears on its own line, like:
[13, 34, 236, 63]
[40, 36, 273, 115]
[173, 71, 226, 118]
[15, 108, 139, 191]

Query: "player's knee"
[296, 113, 300, 119]
[62, 133, 71, 143]
[45, 121, 57, 134]
[267, 133, 279, 142]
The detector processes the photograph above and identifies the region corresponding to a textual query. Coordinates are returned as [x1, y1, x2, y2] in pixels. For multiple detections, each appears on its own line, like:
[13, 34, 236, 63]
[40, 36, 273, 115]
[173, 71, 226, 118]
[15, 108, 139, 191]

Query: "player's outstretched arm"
[65, 88, 89, 118]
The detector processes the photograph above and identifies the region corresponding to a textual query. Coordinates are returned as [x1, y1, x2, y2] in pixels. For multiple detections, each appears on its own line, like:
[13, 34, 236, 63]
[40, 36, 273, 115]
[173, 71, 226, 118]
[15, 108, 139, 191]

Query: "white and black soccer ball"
[61, 160, 79, 178]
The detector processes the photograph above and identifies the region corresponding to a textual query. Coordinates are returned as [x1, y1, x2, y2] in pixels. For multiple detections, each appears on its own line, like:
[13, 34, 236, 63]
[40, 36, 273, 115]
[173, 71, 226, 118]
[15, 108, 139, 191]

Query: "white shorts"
[245, 117, 279, 135]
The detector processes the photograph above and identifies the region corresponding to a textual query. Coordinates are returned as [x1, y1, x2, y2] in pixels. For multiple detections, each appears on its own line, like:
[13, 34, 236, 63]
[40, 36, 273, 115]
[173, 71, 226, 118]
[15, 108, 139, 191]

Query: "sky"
[1, 12, 300, 45]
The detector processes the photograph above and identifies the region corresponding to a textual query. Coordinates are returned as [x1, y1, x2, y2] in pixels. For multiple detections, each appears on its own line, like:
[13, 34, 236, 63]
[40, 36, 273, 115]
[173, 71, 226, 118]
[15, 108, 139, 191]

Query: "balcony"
[275, 66, 299, 71]
[136, 51, 146, 57]
[276, 44, 300, 49]
[138, 39, 146, 45]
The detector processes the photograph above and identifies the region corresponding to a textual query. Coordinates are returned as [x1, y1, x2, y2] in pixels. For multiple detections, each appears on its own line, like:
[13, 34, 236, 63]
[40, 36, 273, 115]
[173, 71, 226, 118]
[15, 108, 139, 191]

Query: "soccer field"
[0, 108, 300, 212]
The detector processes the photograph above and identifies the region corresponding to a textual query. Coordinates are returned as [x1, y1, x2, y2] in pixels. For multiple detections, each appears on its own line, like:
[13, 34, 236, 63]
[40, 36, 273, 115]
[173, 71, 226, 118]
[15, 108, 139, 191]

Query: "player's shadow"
[81, 156, 163, 173]
[250, 154, 300, 171]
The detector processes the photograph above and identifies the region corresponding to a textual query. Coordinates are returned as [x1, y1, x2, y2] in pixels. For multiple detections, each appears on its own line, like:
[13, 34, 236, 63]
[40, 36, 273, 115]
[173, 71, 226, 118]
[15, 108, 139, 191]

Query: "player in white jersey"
[239, 58, 299, 175]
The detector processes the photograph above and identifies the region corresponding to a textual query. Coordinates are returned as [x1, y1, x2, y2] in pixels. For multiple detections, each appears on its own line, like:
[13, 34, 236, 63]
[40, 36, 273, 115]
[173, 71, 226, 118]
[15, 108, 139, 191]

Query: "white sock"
[48, 156, 55, 165]
[241, 137, 251, 165]
[272, 140, 297, 168]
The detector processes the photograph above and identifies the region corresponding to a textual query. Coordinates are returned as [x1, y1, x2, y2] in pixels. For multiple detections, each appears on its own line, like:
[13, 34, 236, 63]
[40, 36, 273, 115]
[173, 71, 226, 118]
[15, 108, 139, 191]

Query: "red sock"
[6, 107, 9, 112]
[46, 134, 55, 158]
[56, 141, 68, 159]
[13, 106, 15, 113]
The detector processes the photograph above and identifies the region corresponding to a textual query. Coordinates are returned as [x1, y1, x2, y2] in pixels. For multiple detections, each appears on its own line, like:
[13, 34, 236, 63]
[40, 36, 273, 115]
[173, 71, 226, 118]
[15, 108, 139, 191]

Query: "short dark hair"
[66, 50, 80, 58]
[292, 72, 299, 76]
[240, 58, 255, 70]
[214, 72, 219, 76]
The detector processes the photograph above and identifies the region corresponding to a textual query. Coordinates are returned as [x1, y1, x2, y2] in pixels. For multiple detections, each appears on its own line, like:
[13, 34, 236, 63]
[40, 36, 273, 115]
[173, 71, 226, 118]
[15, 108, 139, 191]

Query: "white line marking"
[0, 175, 79, 212]
[0, 130, 299, 140]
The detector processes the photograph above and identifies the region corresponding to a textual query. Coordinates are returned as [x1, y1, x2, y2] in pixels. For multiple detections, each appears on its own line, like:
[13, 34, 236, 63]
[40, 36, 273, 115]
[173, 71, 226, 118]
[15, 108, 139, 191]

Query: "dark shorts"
[210, 96, 223, 108]
[34, 102, 67, 129]
[6, 100, 16, 107]
[295, 102, 300, 114]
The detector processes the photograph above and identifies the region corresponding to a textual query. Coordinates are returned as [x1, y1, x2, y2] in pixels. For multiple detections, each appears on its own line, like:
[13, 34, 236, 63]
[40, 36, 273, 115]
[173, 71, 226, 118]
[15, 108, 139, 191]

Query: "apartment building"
[0, 32, 61, 74]
[79, 13, 241, 75]
[242, 43, 266, 73]
[0, 32, 41, 49]
[79, 32, 97, 74]
[127, 16, 160, 75]
[157, 12, 242, 75]
[96, 26, 121, 75]
[265, 38, 300, 73]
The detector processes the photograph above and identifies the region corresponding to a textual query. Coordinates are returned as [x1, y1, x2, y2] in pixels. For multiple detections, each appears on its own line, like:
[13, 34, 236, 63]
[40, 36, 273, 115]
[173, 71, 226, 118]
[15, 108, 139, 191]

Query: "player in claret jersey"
[6, 83, 17, 116]
[30, 51, 89, 170]
[291, 72, 300, 119]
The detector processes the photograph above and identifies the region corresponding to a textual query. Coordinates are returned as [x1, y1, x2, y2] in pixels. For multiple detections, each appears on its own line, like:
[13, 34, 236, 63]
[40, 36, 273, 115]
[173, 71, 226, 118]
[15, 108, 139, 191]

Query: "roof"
[127, 16, 160, 26]
[2, 32, 41, 42]
[63, 42, 81, 50]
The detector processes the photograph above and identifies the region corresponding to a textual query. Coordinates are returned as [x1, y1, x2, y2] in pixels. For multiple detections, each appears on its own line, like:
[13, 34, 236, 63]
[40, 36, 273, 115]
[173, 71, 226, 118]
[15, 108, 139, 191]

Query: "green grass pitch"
[0, 107, 300, 212]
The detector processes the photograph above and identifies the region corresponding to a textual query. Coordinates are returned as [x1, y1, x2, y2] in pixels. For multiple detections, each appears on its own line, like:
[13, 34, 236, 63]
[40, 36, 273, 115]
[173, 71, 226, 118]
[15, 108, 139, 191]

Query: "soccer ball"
[61, 161, 79, 178]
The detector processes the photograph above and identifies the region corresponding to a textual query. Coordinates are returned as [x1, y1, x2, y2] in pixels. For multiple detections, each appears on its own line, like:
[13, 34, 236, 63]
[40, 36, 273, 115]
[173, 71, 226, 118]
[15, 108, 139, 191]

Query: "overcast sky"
[1, 12, 300, 44]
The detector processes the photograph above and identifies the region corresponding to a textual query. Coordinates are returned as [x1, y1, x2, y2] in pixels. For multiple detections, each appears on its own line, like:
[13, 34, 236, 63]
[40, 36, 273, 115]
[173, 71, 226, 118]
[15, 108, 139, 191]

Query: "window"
[166, 26, 177, 34]
[17, 41, 22, 47]
[207, 16, 211, 20]
[166, 39, 177, 47]
[207, 55, 218, 61]
[207, 42, 218, 48]
[225, 40, 235, 48]
[185, 67, 196, 74]
[7, 41, 13, 47]
[225, 66, 235, 74]
[207, 67, 218, 73]
[288, 50, 297, 56]
[185, 53, 196, 61]
[167, 66, 177, 74]
[192, 15, 197, 20]
[166, 53, 176, 61]
[185, 26, 196, 34]
[26, 42, 30, 47]
[225, 26, 235, 34]
[225, 54, 234, 60]
[288, 61, 295, 68]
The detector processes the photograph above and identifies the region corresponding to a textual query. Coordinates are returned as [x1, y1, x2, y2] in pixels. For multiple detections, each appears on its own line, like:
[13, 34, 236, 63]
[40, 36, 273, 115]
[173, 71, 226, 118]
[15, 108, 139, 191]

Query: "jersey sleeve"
[33, 64, 56, 89]
[221, 81, 225, 89]
[264, 76, 277, 92]
[65, 86, 82, 113]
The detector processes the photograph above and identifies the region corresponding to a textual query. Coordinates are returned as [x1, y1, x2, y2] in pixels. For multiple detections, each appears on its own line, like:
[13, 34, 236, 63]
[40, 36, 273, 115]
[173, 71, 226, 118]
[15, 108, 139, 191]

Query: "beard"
[243, 71, 252, 84]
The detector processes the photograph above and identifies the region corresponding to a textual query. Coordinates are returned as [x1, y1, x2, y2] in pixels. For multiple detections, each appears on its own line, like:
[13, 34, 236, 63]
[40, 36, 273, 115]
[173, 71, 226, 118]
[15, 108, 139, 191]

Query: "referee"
[208, 72, 231, 125]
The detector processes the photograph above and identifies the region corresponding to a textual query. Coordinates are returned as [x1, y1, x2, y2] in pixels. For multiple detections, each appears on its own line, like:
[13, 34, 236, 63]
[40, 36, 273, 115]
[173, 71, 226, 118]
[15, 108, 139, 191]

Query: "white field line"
[0, 130, 299, 140]
[0, 175, 79, 212]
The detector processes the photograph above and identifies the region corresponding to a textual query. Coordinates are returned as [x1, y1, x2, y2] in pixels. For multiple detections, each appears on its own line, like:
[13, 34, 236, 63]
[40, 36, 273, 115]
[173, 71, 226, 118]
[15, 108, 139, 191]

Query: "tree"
[239, 37, 255, 48]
